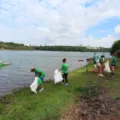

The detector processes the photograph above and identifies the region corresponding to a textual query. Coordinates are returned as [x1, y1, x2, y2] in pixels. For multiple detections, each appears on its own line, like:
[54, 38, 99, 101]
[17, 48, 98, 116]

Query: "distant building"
[26, 44, 32, 46]
[87, 45, 101, 50]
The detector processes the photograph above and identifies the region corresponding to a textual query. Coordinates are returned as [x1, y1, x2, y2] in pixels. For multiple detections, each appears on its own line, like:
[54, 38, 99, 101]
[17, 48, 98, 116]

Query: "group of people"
[30, 52, 117, 93]
[92, 52, 117, 77]
[31, 58, 69, 92]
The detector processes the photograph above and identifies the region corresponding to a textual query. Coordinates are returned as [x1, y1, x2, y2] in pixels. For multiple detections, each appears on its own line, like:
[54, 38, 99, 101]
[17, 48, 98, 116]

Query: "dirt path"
[60, 81, 120, 120]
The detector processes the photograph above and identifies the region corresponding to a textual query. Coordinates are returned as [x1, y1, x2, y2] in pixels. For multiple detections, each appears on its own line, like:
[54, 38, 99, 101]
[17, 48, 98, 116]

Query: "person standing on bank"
[93, 53, 97, 69]
[99, 55, 104, 65]
[59, 58, 69, 86]
[110, 52, 117, 75]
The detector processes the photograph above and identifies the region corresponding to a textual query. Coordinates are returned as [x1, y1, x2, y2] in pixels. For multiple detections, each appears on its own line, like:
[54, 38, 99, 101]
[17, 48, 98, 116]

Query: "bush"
[116, 50, 120, 58]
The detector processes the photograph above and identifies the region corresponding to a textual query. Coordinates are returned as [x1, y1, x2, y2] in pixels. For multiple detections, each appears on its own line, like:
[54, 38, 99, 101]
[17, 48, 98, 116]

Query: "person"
[110, 52, 117, 75]
[31, 68, 45, 92]
[59, 58, 69, 86]
[93, 53, 97, 69]
[95, 56, 104, 77]
[99, 55, 104, 65]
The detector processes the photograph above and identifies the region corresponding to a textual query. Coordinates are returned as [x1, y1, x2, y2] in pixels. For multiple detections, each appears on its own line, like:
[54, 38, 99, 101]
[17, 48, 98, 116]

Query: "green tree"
[111, 40, 120, 57]
[111, 40, 120, 52]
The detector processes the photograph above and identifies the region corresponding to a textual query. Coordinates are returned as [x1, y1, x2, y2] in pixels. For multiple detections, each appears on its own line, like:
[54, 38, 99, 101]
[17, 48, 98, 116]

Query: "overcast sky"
[0, 0, 120, 47]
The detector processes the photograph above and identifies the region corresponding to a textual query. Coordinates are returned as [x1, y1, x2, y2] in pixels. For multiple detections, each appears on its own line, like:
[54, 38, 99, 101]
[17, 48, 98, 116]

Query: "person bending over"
[31, 68, 45, 92]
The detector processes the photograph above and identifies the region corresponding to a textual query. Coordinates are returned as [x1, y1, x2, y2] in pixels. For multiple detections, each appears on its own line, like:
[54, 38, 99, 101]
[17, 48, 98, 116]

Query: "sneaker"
[39, 88, 44, 92]
[65, 83, 68, 86]
[98, 74, 104, 77]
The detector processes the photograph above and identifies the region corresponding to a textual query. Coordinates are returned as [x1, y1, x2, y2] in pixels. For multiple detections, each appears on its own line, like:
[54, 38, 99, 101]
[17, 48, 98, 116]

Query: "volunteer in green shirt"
[59, 58, 69, 86]
[99, 55, 104, 65]
[31, 68, 45, 92]
[111, 52, 117, 75]
[93, 53, 98, 69]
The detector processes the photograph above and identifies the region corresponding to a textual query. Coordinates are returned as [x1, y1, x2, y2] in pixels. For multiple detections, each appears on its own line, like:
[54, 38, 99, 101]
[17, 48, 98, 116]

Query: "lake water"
[0, 51, 111, 96]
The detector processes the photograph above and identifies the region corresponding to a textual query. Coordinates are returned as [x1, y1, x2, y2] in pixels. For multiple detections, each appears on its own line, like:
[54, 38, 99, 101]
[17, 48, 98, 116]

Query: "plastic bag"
[54, 69, 63, 84]
[96, 58, 99, 63]
[30, 77, 41, 94]
[104, 61, 111, 73]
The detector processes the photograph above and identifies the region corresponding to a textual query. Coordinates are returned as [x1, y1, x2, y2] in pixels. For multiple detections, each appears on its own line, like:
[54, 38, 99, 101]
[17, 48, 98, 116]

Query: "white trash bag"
[54, 69, 63, 84]
[30, 77, 41, 94]
[104, 61, 111, 73]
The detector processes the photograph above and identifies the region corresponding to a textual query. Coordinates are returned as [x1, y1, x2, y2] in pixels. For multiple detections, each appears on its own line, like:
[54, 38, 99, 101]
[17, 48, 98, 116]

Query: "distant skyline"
[0, 0, 120, 47]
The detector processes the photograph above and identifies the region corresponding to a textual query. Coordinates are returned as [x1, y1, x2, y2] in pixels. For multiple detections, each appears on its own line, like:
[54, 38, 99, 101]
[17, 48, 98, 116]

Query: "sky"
[0, 0, 120, 47]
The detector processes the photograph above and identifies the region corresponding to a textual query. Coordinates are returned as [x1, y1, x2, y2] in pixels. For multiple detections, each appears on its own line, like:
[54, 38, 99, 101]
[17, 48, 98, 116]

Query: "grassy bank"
[0, 60, 120, 120]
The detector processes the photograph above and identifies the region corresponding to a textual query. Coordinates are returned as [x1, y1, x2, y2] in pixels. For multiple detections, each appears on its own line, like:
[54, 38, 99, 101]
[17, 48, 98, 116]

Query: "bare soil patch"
[60, 85, 120, 120]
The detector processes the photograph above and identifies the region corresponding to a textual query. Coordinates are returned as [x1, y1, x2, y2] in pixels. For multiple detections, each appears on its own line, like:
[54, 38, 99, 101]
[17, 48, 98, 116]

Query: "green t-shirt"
[99, 57, 103, 63]
[35, 68, 45, 78]
[111, 56, 117, 66]
[61, 63, 68, 74]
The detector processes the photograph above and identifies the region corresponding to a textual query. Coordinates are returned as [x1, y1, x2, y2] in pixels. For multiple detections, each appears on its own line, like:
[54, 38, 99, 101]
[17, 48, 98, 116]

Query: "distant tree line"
[0, 41, 33, 50]
[0, 41, 110, 52]
[33, 45, 110, 52]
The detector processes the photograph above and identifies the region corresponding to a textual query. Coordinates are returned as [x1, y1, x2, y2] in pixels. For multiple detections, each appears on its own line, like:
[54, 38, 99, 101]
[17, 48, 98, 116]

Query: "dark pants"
[100, 62, 103, 65]
[62, 73, 68, 83]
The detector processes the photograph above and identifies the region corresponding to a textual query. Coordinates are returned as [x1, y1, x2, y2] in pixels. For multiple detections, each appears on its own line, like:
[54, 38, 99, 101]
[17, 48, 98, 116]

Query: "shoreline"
[0, 49, 109, 52]
[0, 61, 88, 98]
[0, 60, 120, 120]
